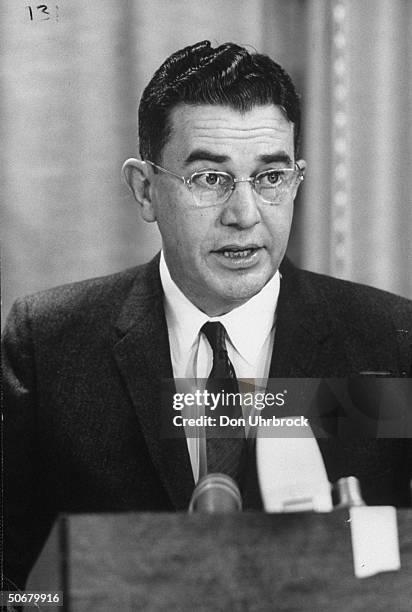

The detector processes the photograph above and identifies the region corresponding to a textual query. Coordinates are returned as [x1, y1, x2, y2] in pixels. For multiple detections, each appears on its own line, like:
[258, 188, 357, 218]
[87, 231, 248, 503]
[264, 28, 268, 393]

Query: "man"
[3, 40, 412, 588]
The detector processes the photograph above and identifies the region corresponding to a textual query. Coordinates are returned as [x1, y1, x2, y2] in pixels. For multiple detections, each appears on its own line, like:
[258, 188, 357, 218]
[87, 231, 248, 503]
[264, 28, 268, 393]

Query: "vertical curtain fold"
[302, 0, 412, 298]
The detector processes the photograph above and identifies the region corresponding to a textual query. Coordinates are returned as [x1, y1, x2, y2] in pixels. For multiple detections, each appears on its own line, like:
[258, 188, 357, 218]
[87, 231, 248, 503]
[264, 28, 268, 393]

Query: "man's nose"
[219, 181, 261, 228]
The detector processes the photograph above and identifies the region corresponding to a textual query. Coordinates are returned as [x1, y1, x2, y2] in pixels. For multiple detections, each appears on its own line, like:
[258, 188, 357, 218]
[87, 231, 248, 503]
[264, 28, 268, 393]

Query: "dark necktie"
[201, 322, 246, 485]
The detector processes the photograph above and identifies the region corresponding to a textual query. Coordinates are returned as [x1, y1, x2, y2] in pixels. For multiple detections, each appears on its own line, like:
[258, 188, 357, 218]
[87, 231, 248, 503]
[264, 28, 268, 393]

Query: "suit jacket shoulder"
[275, 259, 412, 377]
[2, 257, 165, 363]
[287, 261, 412, 330]
[6, 259, 158, 328]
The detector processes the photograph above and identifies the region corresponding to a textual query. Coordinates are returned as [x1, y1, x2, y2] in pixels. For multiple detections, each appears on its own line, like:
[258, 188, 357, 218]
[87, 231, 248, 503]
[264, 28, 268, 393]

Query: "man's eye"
[204, 173, 220, 185]
[193, 172, 229, 189]
[260, 171, 283, 186]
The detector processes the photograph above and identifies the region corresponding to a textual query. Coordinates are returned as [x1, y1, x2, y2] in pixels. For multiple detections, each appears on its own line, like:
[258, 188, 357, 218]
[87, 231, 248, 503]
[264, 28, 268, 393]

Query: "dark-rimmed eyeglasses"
[145, 160, 304, 207]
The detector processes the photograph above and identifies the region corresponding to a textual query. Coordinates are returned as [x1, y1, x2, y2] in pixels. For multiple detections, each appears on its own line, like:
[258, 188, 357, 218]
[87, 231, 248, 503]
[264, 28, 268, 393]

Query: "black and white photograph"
[2, 1, 412, 610]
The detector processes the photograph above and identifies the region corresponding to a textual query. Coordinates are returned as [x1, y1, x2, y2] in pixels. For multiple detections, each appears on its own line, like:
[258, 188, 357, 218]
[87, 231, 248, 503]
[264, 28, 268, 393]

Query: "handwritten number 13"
[27, 5, 51, 20]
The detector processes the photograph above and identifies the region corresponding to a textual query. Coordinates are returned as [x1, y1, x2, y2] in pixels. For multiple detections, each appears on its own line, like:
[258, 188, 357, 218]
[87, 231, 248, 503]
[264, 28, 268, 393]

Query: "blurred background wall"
[2, 0, 412, 324]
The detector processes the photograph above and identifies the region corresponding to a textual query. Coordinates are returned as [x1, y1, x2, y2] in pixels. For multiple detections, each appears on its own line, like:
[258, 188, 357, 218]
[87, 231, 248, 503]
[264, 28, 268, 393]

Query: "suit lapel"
[269, 258, 335, 378]
[113, 255, 194, 510]
[269, 259, 373, 490]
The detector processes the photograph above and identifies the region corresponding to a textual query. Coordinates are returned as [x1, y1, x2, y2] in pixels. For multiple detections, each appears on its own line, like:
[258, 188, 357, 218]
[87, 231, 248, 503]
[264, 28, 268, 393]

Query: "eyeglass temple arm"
[144, 160, 187, 184]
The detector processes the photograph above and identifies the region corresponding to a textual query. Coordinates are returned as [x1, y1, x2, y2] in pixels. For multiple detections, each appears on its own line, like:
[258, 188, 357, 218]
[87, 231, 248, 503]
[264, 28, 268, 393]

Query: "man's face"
[148, 103, 305, 316]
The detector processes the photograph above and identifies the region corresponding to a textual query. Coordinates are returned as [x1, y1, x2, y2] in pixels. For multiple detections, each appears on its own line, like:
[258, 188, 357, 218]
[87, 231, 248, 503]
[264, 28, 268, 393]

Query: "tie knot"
[201, 321, 227, 356]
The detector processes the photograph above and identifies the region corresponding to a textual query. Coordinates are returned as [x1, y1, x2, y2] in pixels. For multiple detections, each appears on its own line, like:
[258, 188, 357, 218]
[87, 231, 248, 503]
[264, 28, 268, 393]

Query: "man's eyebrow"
[184, 150, 293, 166]
[258, 153, 293, 165]
[184, 150, 230, 165]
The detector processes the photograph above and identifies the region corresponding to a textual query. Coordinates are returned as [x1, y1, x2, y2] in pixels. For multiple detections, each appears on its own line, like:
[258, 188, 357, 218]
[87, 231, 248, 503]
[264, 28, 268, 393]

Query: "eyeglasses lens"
[191, 172, 232, 206]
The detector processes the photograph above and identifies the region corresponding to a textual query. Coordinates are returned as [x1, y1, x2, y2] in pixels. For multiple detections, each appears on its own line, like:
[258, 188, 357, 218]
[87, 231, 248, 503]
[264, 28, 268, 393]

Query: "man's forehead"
[166, 103, 294, 159]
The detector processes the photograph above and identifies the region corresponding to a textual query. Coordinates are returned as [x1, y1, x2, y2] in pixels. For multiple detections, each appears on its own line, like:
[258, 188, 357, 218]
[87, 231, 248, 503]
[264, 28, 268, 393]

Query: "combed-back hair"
[138, 40, 301, 163]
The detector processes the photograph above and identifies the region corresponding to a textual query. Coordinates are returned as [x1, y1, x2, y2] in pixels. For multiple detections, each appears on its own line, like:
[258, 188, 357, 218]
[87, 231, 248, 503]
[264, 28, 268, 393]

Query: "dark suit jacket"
[3, 255, 412, 587]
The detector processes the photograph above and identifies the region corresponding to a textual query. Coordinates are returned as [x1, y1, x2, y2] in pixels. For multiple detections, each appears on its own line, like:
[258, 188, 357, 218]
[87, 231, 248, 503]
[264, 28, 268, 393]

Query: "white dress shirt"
[159, 252, 332, 511]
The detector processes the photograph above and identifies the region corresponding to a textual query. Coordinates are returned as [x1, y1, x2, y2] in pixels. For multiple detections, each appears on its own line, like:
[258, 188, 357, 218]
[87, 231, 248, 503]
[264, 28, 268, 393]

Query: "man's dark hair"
[138, 40, 301, 163]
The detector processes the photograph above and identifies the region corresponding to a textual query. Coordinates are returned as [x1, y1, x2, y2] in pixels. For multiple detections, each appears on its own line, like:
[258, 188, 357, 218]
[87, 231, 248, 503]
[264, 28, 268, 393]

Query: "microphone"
[332, 476, 365, 508]
[188, 473, 242, 513]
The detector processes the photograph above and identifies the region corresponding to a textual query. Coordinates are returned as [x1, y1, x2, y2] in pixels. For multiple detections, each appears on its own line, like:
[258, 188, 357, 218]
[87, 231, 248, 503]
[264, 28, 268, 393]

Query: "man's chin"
[206, 277, 272, 314]
[181, 263, 275, 315]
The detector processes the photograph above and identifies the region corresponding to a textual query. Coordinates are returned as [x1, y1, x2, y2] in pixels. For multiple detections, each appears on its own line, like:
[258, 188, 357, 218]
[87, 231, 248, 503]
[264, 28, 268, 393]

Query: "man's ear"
[297, 159, 307, 175]
[293, 158, 307, 198]
[122, 158, 156, 222]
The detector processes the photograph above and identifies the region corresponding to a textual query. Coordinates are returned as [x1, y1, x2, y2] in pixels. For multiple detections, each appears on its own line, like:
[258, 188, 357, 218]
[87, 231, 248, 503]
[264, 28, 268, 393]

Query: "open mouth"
[212, 245, 262, 266]
[215, 245, 261, 258]
[222, 248, 256, 259]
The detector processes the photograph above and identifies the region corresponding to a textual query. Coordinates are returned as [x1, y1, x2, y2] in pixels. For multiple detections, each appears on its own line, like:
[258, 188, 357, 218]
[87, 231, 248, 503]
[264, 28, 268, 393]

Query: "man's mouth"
[212, 245, 263, 266]
[214, 245, 261, 258]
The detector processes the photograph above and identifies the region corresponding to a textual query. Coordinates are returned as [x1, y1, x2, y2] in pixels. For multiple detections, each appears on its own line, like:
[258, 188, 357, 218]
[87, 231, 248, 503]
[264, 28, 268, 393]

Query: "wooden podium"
[27, 510, 412, 611]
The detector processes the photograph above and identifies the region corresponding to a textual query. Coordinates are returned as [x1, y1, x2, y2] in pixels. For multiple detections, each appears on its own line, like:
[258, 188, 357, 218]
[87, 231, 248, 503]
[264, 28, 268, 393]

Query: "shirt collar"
[159, 251, 280, 365]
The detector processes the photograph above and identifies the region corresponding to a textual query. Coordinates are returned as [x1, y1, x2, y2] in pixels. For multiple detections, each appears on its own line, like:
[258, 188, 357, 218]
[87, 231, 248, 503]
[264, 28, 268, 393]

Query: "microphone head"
[188, 473, 242, 513]
[333, 476, 365, 508]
